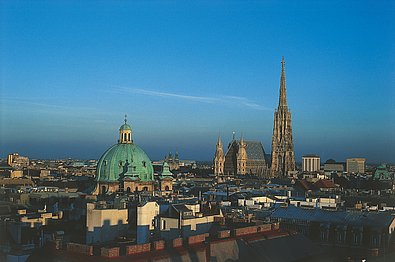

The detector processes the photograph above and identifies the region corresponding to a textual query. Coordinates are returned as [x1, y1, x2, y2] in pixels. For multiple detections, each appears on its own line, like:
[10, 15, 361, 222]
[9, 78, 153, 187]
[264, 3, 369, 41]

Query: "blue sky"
[1, 1, 394, 163]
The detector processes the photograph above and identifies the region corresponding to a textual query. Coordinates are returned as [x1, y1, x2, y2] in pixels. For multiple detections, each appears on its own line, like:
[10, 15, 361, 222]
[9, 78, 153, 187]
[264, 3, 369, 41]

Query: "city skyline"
[1, 1, 394, 163]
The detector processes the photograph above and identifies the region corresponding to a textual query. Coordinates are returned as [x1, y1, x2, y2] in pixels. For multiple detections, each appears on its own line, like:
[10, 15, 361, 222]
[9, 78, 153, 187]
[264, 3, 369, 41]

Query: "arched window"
[126, 187, 131, 193]
[101, 185, 106, 195]
[135, 187, 138, 192]
[165, 185, 170, 191]
[143, 186, 148, 191]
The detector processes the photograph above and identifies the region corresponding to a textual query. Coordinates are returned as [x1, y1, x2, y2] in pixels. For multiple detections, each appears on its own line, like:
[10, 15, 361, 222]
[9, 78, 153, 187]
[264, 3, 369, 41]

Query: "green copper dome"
[120, 123, 132, 131]
[96, 143, 154, 183]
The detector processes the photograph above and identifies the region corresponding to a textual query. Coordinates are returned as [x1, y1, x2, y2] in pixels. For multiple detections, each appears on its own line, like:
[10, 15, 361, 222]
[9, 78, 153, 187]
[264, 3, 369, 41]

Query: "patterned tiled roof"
[239, 140, 267, 160]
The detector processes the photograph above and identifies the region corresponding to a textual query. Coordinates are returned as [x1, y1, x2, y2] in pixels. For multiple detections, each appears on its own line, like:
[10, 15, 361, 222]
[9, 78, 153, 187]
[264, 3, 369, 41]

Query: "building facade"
[271, 57, 296, 177]
[324, 159, 345, 176]
[346, 158, 366, 174]
[302, 155, 320, 172]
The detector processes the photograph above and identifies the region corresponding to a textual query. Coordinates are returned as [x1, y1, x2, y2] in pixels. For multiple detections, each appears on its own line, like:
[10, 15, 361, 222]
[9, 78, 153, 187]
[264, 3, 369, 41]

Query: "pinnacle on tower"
[216, 135, 222, 147]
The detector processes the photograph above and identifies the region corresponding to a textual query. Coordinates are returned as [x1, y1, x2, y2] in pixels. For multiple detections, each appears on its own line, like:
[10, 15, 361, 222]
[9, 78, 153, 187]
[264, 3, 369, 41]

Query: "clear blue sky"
[1, 1, 394, 163]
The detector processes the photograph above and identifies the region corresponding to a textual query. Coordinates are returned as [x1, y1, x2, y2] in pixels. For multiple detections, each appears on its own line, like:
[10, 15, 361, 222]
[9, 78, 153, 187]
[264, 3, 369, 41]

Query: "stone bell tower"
[271, 57, 296, 177]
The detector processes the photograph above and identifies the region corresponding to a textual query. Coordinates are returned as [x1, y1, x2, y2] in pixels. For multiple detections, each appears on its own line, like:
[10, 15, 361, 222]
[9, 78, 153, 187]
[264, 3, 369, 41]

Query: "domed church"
[93, 117, 155, 195]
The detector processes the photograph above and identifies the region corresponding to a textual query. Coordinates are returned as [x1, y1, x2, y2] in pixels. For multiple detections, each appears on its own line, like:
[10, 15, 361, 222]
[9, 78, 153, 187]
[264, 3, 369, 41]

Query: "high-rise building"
[346, 158, 366, 174]
[302, 155, 320, 172]
[271, 57, 296, 177]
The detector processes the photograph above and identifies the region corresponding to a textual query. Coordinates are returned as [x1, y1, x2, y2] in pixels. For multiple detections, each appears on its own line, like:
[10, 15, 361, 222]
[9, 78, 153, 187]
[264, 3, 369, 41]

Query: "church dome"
[95, 120, 154, 183]
[120, 123, 132, 131]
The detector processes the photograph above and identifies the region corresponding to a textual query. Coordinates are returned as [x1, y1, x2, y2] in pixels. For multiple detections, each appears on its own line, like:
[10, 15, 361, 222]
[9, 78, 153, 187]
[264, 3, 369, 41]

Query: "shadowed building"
[93, 117, 154, 195]
[271, 57, 296, 177]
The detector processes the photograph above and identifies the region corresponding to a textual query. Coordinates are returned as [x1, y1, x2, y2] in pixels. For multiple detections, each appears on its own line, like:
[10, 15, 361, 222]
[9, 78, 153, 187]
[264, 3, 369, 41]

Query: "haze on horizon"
[1, 1, 394, 164]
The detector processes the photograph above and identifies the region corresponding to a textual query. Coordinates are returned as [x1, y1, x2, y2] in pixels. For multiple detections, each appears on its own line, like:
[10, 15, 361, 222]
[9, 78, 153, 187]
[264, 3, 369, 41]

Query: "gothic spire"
[279, 56, 288, 108]
[216, 135, 222, 147]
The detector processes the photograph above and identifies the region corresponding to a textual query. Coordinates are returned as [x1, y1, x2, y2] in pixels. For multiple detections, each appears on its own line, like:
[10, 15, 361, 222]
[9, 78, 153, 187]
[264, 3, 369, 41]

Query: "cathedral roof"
[244, 141, 266, 160]
[229, 140, 267, 161]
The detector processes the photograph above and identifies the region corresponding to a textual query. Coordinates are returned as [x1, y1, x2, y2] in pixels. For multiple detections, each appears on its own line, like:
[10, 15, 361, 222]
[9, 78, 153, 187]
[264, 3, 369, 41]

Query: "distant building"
[221, 137, 269, 177]
[323, 159, 345, 176]
[7, 153, 29, 168]
[271, 57, 296, 177]
[164, 152, 180, 170]
[373, 165, 392, 181]
[302, 155, 320, 172]
[346, 158, 366, 174]
[93, 117, 155, 195]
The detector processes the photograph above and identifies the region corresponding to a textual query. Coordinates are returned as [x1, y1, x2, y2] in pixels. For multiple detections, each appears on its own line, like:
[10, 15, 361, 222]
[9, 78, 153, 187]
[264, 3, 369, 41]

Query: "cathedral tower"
[271, 57, 296, 177]
[213, 135, 225, 175]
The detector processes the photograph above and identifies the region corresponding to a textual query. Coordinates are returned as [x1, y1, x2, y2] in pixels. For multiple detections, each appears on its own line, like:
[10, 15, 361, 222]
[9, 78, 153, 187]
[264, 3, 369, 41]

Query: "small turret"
[119, 115, 132, 144]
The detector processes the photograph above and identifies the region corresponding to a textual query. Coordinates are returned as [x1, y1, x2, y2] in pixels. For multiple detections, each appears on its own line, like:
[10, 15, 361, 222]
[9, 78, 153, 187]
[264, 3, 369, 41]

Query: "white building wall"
[137, 202, 159, 230]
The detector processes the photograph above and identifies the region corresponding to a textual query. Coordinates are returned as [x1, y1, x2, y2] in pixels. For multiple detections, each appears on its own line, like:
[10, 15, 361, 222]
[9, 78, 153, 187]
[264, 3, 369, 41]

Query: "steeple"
[213, 135, 225, 176]
[271, 57, 295, 177]
[216, 135, 223, 148]
[279, 56, 288, 108]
